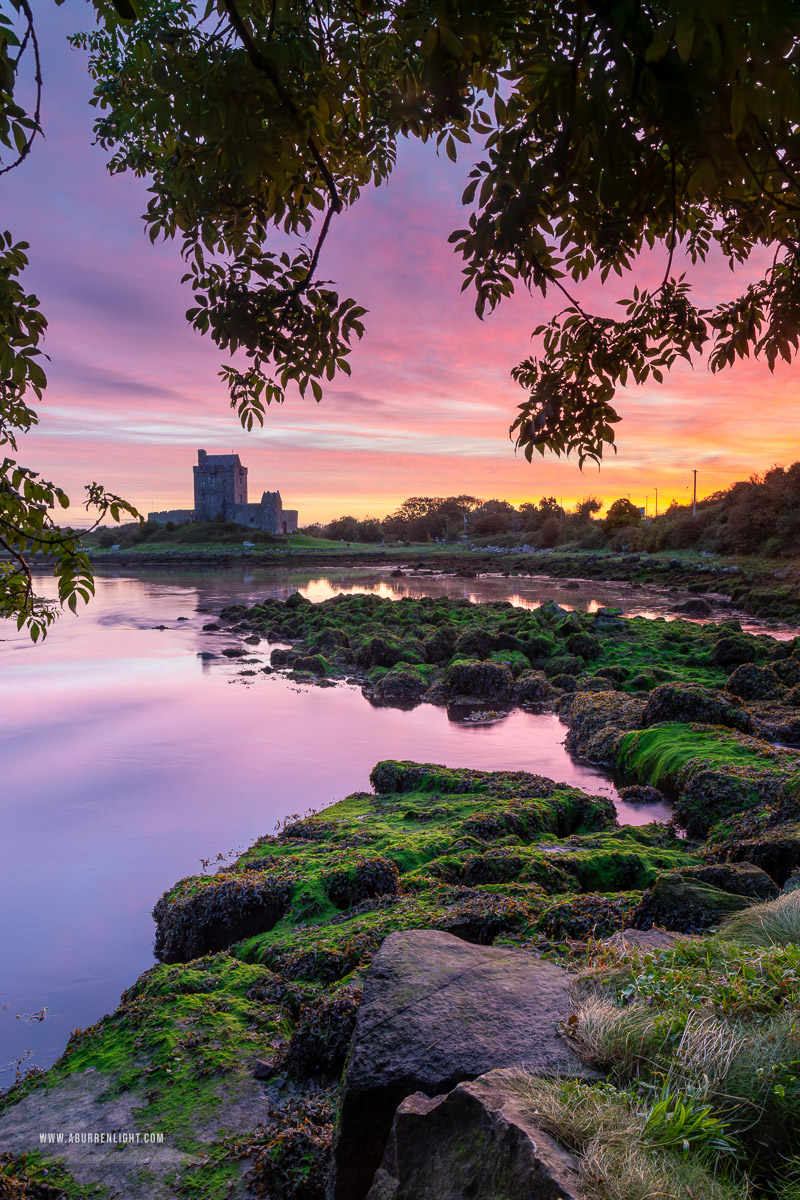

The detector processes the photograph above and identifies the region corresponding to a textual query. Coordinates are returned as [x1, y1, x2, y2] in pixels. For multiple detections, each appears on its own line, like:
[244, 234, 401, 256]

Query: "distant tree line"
[305, 464, 800, 557]
[303, 495, 604, 546]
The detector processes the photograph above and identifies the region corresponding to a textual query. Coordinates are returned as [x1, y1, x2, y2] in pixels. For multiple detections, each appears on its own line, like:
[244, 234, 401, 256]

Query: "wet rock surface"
[332, 929, 594, 1200]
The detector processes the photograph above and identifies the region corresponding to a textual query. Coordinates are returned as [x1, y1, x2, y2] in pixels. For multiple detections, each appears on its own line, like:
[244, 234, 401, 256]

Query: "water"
[0, 565, 782, 1076]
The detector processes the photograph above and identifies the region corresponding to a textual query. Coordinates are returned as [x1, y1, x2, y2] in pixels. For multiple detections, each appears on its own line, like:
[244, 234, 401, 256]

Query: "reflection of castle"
[147, 450, 299, 534]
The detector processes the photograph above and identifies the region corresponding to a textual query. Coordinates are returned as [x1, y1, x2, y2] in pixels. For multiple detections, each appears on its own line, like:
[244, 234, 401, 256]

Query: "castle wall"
[233, 503, 271, 530]
[147, 509, 195, 525]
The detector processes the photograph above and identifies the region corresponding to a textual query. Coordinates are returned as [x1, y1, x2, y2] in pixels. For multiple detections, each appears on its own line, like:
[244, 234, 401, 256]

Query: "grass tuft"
[505, 1074, 744, 1200]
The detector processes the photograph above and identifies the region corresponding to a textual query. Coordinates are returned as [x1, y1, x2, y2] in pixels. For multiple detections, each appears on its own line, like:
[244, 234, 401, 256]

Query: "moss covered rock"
[632, 871, 751, 933]
[371, 666, 431, 704]
[565, 691, 645, 761]
[324, 856, 401, 910]
[641, 683, 752, 732]
[514, 669, 550, 704]
[712, 634, 761, 668]
[443, 658, 514, 701]
[153, 870, 295, 963]
[538, 893, 636, 940]
[727, 663, 786, 701]
[565, 632, 601, 661]
[286, 984, 362, 1077]
[678, 862, 779, 901]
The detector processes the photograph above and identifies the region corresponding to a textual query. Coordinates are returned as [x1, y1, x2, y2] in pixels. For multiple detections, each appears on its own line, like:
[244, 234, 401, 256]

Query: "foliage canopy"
[0, 0, 138, 638]
[77, 0, 800, 469]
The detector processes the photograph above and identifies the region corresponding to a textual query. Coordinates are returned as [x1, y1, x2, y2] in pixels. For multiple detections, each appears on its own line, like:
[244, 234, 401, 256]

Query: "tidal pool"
[0, 564, 775, 1075]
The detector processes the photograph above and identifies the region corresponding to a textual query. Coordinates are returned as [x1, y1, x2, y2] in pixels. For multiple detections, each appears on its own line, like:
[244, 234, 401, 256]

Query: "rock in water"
[366, 1071, 582, 1200]
[672, 597, 713, 616]
[331, 929, 594, 1200]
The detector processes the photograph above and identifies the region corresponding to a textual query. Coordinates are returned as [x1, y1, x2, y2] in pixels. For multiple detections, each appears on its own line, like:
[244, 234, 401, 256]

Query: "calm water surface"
[0, 565, 784, 1075]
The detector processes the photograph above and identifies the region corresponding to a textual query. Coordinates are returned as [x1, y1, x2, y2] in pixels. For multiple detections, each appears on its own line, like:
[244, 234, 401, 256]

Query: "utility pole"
[645, 494, 648, 517]
[654, 488, 658, 517]
[692, 470, 697, 517]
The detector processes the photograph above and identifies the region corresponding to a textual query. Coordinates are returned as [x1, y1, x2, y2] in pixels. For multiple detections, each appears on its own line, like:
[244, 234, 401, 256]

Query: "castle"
[147, 450, 299, 534]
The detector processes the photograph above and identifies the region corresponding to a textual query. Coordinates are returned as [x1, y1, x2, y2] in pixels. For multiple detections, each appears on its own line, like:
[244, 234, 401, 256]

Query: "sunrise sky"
[7, 8, 800, 526]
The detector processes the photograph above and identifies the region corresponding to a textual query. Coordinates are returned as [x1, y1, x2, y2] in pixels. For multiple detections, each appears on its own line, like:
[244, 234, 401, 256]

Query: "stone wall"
[147, 509, 195, 526]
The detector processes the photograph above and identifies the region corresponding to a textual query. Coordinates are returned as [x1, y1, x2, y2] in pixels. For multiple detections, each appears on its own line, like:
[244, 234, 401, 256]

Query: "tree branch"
[0, 0, 43, 179]
[220, 0, 341, 213]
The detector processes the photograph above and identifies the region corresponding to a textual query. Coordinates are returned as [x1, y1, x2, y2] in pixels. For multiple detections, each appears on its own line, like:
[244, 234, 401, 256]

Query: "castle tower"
[193, 449, 248, 521]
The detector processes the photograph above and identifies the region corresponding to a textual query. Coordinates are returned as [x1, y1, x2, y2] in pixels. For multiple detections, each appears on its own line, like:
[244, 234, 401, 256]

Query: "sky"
[5, 6, 800, 526]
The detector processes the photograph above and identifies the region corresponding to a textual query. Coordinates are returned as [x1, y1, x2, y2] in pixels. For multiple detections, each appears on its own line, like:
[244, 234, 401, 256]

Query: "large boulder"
[641, 683, 753, 733]
[331, 930, 594, 1200]
[366, 1071, 582, 1200]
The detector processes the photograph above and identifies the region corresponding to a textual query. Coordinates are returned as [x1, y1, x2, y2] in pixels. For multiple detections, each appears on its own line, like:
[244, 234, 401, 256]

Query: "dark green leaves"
[71, 0, 800, 470]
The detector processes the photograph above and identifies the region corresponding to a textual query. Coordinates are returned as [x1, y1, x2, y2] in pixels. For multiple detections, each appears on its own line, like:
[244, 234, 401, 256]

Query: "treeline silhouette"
[309, 464, 800, 556]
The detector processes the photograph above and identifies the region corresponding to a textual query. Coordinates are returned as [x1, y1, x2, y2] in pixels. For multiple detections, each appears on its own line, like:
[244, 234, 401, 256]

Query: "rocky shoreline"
[84, 545, 800, 623]
[4, 591, 800, 1199]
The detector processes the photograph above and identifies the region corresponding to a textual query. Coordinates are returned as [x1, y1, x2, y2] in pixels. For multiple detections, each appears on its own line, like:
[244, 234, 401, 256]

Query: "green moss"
[0, 1151, 108, 1198]
[617, 724, 783, 789]
[19, 953, 286, 1152]
[489, 649, 531, 675]
[1, 759, 717, 1193]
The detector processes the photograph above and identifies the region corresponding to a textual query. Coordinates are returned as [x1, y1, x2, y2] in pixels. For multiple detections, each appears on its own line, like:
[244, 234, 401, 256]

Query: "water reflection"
[2, 565, 790, 1076]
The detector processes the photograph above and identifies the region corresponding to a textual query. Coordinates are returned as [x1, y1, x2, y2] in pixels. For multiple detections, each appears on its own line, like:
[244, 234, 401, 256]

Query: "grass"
[559, 894, 800, 1192]
[505, 1074, 744, 1200]
[718, 889, 800, 948]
